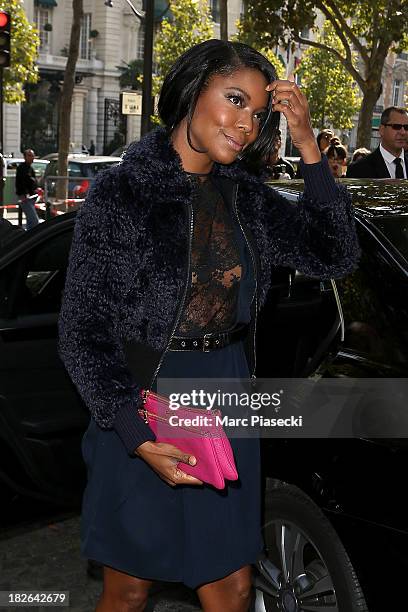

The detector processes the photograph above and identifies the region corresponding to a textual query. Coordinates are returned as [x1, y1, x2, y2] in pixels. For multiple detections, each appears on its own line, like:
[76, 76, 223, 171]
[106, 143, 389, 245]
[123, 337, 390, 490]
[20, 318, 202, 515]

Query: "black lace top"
[177, 176, 242, 336]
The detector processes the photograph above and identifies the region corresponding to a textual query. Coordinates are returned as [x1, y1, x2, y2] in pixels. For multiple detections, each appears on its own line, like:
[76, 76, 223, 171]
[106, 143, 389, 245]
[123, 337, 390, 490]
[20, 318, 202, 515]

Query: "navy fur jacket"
[58, 127, 360, 454]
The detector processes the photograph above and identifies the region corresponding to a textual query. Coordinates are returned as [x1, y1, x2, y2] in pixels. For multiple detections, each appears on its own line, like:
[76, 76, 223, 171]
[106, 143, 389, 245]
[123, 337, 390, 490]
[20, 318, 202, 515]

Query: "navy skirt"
[81, 342, 263, 589]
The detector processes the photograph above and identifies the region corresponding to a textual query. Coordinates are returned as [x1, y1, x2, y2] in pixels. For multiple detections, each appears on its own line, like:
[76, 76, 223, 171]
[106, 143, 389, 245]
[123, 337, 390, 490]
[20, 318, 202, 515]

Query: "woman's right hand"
[135, 441, 203, 487]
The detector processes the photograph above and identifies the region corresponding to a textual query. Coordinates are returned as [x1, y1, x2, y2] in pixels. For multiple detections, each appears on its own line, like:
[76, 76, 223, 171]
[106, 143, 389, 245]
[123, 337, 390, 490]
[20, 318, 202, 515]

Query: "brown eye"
[226, 94, 244, 106]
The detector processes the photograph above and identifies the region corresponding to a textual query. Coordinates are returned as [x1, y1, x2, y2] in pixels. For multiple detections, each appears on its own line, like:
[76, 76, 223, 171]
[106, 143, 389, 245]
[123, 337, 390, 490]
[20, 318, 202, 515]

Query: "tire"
[252, 479, 368, 612]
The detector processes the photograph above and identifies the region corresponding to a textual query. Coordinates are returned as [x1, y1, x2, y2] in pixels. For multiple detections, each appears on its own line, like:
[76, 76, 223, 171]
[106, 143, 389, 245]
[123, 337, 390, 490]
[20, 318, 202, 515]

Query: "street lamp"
[105, 0, 168, 136]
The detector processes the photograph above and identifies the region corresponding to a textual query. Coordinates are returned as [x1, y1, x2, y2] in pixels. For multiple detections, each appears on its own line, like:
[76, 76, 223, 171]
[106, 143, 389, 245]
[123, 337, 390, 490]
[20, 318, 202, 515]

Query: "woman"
[59, 40, 360, 611]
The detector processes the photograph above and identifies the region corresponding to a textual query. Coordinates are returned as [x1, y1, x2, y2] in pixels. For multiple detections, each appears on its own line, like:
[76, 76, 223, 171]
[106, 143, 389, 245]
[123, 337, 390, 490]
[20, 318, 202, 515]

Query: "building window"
[300, 27, 310, 39]
[136, 23, 144, 60]
[210, 0, 220, 23]
[35, 7, 51, 51]
[80, 13, 92, 60]
[393, 79, 401, 107]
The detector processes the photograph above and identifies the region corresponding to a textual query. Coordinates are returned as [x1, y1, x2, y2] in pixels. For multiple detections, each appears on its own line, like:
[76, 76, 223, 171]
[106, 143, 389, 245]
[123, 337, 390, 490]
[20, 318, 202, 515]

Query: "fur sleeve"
[58, 167, 155, 452]
[259, 180, 361, 279]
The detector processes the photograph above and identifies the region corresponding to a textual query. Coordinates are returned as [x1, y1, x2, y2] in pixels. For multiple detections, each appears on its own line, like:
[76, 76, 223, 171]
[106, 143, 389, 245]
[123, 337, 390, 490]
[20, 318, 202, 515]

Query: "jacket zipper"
[232, 184, 258, 379]
[148, 203, 194, 390]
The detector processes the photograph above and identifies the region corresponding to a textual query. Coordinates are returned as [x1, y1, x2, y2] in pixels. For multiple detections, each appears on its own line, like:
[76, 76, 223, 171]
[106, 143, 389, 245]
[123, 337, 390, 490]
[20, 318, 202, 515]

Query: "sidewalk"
[0, 516, 201, 611]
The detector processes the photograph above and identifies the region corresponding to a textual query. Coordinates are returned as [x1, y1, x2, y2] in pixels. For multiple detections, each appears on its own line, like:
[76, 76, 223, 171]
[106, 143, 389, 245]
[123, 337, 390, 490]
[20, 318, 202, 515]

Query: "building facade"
[3, 2, 406, 157]
[3, 0, 244, 157]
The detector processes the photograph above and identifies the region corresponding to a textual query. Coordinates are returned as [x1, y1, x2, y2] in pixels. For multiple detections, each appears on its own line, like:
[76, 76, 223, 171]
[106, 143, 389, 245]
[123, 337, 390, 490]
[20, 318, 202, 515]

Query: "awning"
[35, 0, 58, 8]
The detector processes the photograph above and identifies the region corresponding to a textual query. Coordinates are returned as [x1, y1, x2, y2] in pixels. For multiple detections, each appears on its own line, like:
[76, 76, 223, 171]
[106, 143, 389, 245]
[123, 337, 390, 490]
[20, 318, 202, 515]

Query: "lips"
[224, 134, 245, 152]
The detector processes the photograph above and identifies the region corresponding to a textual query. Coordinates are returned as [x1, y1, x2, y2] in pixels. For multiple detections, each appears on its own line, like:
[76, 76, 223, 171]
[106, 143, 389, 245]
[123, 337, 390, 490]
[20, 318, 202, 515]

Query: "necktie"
[394, 157, 404, 179]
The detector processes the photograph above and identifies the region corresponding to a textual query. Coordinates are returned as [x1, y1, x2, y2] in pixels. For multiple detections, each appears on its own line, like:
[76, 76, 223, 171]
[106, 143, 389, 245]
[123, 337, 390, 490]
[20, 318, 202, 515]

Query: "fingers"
[161, 466, 203, 487]
[266, 80, 306, 113]
[155, 442, 197, 466]
[174, 466, 203, 486]
[140, 442, 202, 487]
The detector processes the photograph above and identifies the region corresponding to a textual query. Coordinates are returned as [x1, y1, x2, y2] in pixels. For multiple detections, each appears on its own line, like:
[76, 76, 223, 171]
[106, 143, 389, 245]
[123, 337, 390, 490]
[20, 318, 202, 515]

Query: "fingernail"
[189, 456, 196, 465]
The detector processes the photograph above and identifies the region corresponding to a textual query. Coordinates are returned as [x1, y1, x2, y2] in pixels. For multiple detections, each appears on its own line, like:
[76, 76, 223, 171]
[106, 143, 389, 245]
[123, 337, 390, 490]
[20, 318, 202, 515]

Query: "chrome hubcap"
[254, 519, 339, 612]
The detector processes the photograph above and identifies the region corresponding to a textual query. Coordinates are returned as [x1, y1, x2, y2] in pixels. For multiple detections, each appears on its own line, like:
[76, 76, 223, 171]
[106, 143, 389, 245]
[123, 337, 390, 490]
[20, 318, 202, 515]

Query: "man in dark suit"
[347, 107, 408, 178]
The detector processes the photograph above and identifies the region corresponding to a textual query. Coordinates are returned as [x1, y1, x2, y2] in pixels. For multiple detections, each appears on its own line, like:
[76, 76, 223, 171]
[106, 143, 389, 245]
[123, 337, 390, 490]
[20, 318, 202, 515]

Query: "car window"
[6, 161, 21, 171]
[336, 234, 408, 367]
[32, 161, 49, 180]
[1, 230, 73, 318]
[371, 217, 408, 262]
[68, 162, 83, 178]
[46, 160, 59, 177]
[86, 161, 119, 177]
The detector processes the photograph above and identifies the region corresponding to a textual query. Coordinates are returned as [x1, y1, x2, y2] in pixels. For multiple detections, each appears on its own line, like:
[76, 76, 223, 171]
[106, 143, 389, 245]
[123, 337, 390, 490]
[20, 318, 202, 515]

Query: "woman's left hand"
[266, 80, 321, 164]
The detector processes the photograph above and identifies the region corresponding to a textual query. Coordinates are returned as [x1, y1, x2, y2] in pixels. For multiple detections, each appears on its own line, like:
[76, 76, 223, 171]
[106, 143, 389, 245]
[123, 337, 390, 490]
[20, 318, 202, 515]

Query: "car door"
[0, 216, 88, 505]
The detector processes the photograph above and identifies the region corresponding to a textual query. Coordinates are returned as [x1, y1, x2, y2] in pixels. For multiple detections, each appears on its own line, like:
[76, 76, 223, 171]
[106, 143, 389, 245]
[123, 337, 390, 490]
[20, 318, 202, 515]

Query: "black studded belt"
[168, 324, 249, 352]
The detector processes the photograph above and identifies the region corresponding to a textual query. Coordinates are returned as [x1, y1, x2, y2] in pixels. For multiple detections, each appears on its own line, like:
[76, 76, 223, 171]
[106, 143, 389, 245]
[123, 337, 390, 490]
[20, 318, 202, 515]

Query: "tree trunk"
[220, 0, 228, 41]
[57, 0, 83, 201]
[356, 82, 382, 149]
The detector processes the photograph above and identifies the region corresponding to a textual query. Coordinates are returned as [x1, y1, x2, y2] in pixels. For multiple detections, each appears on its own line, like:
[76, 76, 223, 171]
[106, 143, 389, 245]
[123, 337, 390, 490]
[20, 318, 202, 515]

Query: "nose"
[236, 109, 253, 136]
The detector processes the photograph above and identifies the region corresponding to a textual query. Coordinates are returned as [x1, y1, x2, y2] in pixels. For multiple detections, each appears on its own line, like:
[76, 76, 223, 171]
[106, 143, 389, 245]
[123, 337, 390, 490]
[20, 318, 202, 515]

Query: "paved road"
[0, 515, 201, 611]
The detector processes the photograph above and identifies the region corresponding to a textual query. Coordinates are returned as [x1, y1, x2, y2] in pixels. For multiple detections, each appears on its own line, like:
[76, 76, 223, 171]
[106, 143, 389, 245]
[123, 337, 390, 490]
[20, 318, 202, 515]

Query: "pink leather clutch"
[139, 390, 238, 490]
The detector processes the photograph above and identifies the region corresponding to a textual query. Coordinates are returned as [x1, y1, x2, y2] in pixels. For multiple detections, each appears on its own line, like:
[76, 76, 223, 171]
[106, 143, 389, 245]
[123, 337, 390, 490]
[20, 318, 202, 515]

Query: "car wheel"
[252, 479, 368, 612]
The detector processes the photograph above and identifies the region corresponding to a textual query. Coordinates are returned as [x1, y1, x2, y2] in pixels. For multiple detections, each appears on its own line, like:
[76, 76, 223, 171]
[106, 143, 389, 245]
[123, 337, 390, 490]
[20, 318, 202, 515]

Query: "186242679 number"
[0, 591, 69, 607]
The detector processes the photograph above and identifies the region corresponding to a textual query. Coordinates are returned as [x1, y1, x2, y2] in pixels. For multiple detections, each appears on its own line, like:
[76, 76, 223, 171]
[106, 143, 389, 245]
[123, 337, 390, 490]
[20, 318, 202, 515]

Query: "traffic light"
[0, 10, 11, 68]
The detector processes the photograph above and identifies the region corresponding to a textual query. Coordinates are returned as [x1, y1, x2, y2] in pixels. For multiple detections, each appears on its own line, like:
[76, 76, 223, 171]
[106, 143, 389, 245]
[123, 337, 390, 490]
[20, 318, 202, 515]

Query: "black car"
[1, 181, 407, 611]
[253, 179, 408, 612]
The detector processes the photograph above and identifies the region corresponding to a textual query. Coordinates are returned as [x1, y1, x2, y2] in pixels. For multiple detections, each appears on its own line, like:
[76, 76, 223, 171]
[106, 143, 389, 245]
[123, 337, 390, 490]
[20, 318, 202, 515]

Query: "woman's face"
[173, 67, 270, 172]
[327, 155, 346, 178]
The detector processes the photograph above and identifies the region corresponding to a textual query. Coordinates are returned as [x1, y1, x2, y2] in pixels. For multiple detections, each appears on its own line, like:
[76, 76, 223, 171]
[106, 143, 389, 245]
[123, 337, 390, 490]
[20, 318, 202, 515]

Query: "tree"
[118, 59, 144, 90]
[0, 0, 39, 103]
[296, 22, 361, 131]
[235, 25, 285, 79]
[57, 0, 83, 200]
[152, 0, 213, 97]
[219, 0, 228, 41]
[240, 0, 408, 147]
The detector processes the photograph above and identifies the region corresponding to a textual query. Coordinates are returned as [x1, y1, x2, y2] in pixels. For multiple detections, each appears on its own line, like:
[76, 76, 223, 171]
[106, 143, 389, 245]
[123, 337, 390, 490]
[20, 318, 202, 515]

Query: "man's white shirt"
[380, 143, 407, 178]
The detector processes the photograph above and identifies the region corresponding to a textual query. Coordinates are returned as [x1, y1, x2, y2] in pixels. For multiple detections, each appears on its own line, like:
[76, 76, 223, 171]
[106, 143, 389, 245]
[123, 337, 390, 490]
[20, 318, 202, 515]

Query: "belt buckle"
[203, 333, 212, 352]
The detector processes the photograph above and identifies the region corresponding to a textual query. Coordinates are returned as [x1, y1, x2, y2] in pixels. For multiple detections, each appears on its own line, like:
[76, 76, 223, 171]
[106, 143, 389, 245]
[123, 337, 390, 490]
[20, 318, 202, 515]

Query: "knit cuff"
[299, 155, 339, 203]
[114, 401, 156, 455]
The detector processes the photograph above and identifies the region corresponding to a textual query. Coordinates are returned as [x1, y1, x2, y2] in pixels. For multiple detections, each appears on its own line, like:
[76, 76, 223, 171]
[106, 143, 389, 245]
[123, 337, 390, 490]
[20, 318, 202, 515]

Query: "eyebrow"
[225, 86, 267, 111]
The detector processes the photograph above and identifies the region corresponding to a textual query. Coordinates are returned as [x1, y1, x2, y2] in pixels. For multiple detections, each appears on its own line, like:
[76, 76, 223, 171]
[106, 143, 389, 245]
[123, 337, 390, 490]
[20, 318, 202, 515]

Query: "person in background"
[317, 129, 335, 153]
[89, 140, 96, 156]
[326, 143, 348, 178]
[296, 129, 336, 177]
[263, 129, 295, 179]
[347, 107, 408, 178]
[15, 149, 39, 230]
[351, 147, 370, 165]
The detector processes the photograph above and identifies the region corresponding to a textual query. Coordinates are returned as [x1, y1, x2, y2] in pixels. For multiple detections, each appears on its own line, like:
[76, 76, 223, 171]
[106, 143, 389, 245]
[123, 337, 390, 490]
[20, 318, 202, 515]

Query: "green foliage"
[234, 22, 285, 79]
[296, 22, 361, 130]
[241, 0, 408, 145]
[118, 59, 144, 90]
[0, 0, 40, 103]
[152, 0, 214, 96]
[241, 0, 408, 56]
